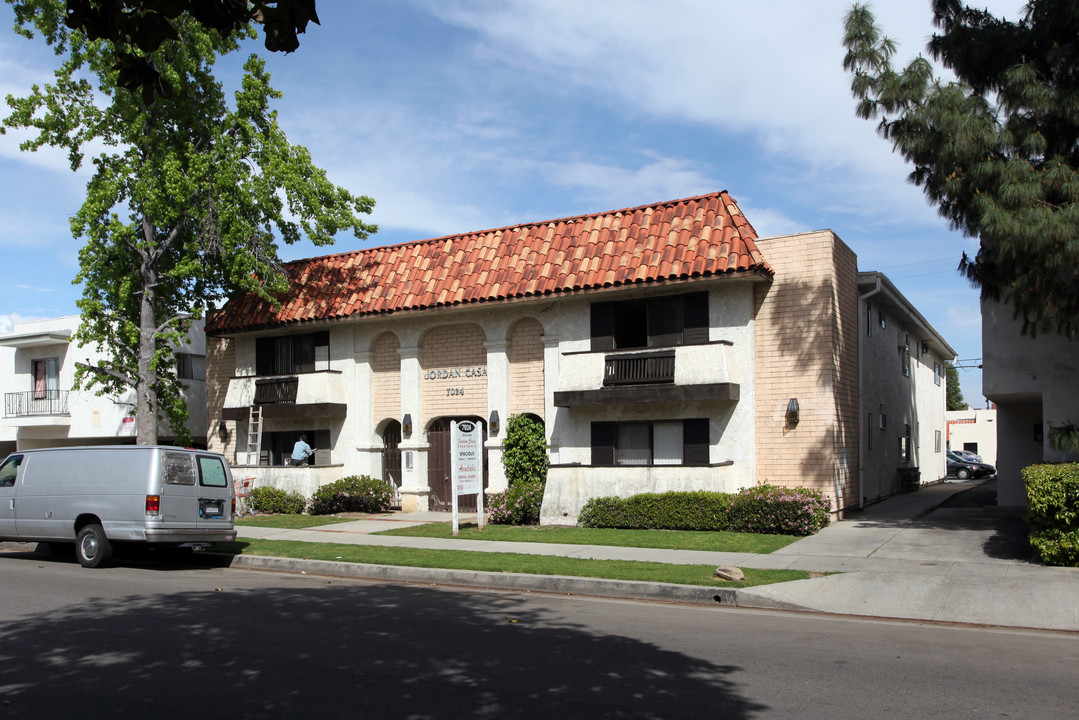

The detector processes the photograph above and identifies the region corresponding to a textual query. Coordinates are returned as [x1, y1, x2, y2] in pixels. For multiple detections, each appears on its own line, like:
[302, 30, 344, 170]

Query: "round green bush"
[310, 475, 396, 515]
[250, 486, 306, 514]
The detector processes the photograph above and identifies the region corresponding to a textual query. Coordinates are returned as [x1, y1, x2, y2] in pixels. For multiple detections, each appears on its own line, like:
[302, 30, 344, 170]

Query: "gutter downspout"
[857, 274, 883, 511]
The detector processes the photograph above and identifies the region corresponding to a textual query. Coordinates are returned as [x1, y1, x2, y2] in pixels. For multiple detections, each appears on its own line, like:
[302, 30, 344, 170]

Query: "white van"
[0, 446, 237, 568]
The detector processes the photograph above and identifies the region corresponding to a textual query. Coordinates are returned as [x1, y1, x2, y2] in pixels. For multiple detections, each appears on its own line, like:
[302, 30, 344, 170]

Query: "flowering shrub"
[727, 485, 831, 536]
[488, 481, 545, 525]
[310, 475, 396, 515]
[250, 486, 306, 514]
[1025, 462, 1079, 566]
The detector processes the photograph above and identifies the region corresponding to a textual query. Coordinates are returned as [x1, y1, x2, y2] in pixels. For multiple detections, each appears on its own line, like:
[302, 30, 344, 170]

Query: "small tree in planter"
[490, 414, 548, 525]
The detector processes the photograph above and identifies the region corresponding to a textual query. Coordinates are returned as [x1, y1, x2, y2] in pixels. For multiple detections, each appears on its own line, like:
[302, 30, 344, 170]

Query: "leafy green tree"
[843, 1, 1079, 338]
[501, 414, 549, 486]
[2, 0, 375, 444]
[58, 0, 320, 101]
[945, 362, 966, 411]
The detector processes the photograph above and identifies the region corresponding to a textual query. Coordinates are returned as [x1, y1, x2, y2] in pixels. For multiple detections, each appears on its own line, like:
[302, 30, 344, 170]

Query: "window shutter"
[590, 303, 615, 352]
[647, 295, 682, 347]
[591, 422, 615, 466]
[683, 418, 710, 466]
[683, 292, 709, 345]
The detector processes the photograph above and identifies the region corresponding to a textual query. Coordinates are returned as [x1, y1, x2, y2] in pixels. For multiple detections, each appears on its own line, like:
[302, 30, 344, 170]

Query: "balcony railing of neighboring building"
[603, 351, 675, 386]
[254, 377, 299, 405]
[4, 390, 70, 417]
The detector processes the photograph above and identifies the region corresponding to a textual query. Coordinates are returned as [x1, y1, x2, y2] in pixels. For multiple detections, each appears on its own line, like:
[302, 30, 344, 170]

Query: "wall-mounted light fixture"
[489, 410, 500, 436]
[786, 398, 800, 425]
[217, 420, 229, 442]
[402, 414, 413, 438]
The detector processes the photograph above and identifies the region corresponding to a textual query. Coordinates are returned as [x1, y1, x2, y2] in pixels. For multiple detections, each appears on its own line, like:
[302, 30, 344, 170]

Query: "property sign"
[451, 420, 485, 534]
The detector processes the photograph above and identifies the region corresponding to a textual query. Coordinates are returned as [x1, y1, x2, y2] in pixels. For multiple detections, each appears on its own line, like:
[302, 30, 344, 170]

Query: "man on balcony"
[290, 434, 314, 466]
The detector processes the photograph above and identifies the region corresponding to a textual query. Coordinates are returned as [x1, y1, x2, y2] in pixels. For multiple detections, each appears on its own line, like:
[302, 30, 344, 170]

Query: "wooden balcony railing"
[603, 351, 675, 386]
[254, 377, 299, 405]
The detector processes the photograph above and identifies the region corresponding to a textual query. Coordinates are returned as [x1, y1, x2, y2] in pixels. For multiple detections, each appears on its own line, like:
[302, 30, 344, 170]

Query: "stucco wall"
[983, 299, 1079, 507]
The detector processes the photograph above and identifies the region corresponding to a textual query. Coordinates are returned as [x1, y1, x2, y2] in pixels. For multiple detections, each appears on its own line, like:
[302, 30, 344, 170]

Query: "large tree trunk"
[136, 220, 159, 445]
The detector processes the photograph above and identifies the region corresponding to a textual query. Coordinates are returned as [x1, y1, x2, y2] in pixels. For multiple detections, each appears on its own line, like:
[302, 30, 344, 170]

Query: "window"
[256, 331, 329, 375]
[261, 429, 331, 466]
[867, 414, 873, 448]
[935, 430, 942, 452]
[934, 362, 941, 386]
[878, 311, 886, 330]
[164, 451, 197, 485]
[901, 334, 911, 378]
[590, 292, 708, 351]
[879, 406, 887, 430]
[866, 302, 873, 337]
[176, 353, 206, 381]
[899, 424, 912, 462]
[32, 357, 60, 399]
[197, 455, 229, 487]
[591, 419, 708, 467]
[0, 455, 22, 488]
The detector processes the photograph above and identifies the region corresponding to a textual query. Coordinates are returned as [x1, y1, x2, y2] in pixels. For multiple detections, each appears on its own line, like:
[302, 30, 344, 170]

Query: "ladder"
[245, 405, 264, 466]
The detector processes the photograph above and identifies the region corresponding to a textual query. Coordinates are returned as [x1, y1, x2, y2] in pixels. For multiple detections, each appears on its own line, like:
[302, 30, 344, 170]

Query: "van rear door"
[194, 454, 232, 528]
[0, 454, 22, 538]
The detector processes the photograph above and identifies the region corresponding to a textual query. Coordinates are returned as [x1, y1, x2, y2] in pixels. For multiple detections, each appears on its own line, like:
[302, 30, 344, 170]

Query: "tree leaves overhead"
[843, 0, 1079, 338]
[2, 0, 373, 443]
[62, 0, 319, 100]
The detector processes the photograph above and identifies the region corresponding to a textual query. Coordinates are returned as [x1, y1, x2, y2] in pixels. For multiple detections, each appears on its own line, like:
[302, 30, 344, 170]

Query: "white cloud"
[0, 312, 49, 334]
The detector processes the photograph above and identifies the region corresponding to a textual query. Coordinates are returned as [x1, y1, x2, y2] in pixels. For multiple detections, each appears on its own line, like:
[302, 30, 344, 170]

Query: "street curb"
[226, 553, 741, 606]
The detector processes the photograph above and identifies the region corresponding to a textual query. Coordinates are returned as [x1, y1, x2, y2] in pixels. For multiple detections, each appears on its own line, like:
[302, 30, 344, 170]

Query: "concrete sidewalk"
[232, 479, 1079, 632]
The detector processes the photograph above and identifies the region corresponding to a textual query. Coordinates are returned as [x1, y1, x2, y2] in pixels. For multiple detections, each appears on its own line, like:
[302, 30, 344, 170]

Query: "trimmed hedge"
[310, 475, 396, 515]
[250, 486, 306, 514]
[578, 491, 733, 531]
[488, 481, 546, 525]
[1024, 462, 1079, 566]
[579, 485, 831, 536]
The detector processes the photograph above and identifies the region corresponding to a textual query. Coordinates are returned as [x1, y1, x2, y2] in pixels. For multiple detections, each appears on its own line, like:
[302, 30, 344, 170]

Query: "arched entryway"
[427, 416, 489, 511]
[381, 420, 402, 504]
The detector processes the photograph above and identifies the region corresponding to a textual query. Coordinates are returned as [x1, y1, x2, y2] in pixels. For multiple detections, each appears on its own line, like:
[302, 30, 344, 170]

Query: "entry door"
[427, 419, 488, 512]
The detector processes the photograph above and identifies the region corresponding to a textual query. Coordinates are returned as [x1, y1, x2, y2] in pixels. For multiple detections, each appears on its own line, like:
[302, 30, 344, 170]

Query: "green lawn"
[235, 515, 354, 529]
[216, 538, 809, 588]
[374, 522, 799, 554]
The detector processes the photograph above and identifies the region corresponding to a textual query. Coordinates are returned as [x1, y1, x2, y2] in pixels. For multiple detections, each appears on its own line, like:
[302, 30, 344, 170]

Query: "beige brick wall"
[205, 336, 236, 458]
[421, 323, 488, 425]
[371, 331, 401, 424]
[752, 230, 860, 514]
[508, 317, 545, 419]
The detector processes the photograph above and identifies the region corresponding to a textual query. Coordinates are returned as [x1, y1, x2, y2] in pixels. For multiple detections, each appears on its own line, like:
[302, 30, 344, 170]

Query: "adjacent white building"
[0, 316, 207, 453]
[982, 300, 1079, 508]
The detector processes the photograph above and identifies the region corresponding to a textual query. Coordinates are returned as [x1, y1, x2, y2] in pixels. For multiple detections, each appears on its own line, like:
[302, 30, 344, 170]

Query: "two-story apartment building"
[0, 316, 208, 451]
[205, 192, 953, 522]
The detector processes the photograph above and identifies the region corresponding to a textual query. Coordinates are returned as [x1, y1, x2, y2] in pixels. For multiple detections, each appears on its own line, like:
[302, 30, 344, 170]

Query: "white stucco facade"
[982, 299, 1079, 508]
[0, 316, 207, 452]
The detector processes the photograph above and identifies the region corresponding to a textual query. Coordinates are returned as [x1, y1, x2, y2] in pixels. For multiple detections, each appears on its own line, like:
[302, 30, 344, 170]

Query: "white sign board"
[451, 420, 485, 535]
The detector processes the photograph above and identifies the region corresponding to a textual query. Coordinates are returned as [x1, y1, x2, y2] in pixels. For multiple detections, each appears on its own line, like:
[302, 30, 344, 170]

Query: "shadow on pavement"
[0, 579, 765, 719]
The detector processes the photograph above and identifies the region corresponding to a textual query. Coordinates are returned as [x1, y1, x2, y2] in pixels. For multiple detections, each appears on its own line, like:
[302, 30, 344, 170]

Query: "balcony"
[604, 351, 675, 386]
[222, 372, 347, 420]
[5, 390, 70, 418]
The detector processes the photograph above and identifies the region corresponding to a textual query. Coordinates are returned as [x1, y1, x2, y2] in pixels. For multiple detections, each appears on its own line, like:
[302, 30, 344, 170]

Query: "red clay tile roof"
[208, 191, 772, 333]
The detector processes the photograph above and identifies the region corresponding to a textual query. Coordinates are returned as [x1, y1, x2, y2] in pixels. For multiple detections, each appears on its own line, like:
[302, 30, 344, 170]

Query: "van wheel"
[76, 524, 113, 568]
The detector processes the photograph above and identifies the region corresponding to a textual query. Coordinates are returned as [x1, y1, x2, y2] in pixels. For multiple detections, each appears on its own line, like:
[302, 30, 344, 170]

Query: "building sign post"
[451, 419, 485, 536]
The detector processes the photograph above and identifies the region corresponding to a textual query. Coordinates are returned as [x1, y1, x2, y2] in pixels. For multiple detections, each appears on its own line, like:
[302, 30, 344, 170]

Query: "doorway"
[427, 417, 488, 511]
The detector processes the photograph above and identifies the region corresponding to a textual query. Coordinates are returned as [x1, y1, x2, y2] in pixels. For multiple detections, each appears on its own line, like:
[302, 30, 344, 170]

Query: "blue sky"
[0, 0, 1027, 405]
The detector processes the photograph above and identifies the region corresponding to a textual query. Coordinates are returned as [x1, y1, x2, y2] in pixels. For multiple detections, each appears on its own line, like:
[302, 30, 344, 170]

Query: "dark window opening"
[256, 331, 329, 375]
[591, 418, 709, 467]
[591, 292, 708, 351]
[261, 429, 332, 466]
